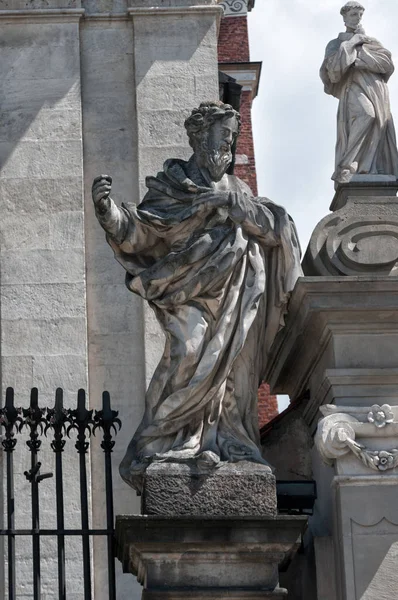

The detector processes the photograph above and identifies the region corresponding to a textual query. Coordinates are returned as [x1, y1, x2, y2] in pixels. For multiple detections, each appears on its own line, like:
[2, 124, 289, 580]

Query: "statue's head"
[184, 101, 241, 182]
[340, 2, 365, 31]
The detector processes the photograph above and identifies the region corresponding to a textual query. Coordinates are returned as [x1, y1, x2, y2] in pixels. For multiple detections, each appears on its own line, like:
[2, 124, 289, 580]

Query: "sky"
[248, 0, 398, 410]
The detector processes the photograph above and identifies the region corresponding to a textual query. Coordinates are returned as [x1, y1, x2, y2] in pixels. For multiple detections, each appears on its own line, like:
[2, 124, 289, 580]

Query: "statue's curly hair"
[184, 101, 241, 149]
[340, 1, 365, 16]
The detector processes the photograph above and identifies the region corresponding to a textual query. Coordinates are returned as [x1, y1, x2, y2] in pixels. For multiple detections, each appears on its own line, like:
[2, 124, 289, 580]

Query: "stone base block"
[142, 590, 288, 599]
[142, 461, 277, 516]
[116, 515, 307, 599]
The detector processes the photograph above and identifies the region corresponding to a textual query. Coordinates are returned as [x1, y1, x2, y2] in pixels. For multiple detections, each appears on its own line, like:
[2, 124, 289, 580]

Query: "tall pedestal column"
[266, 276, 398, 600]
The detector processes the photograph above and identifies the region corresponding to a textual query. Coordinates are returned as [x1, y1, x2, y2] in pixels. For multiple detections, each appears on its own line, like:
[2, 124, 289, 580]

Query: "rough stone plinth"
[142, 461, 277, 516]
[116, 515, 307, 599]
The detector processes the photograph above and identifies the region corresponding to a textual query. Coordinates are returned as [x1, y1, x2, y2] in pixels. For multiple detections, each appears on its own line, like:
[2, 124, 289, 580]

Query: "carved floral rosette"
[315, 404, 398, 472]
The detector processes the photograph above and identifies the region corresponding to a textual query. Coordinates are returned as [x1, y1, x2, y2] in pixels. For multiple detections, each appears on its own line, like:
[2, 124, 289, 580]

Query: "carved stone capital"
[315, 405, 398, 473]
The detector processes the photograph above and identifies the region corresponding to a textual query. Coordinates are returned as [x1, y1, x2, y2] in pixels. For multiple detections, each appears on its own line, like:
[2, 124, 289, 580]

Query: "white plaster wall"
[0, 11, 88, 598]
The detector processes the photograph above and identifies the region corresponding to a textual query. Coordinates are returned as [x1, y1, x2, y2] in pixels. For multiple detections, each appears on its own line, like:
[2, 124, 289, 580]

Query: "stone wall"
[0, 1, 221, 598]
[0, 8, 88, 597]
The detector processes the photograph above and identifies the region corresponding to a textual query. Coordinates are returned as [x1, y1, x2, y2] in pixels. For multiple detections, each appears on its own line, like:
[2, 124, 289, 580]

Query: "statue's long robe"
[320, 33, 398, 181]
[102, 159, 302, 491]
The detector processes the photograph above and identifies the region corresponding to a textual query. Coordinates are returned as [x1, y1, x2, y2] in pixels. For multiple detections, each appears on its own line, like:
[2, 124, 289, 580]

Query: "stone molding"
[315, 404, 398, 472]
[265, 277, 398, 402]
[128, 5, 223, 17]
[333, 474, 398, 487]
[0, 4, 222, 20]
[0, 8, 84, 20]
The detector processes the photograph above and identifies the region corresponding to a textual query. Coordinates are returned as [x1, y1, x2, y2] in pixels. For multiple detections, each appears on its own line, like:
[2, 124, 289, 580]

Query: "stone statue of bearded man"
[92, 101, 302, 493]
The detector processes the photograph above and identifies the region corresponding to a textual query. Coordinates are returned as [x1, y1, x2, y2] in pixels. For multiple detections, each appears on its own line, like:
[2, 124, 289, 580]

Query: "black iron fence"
[0, 387, 121, 600]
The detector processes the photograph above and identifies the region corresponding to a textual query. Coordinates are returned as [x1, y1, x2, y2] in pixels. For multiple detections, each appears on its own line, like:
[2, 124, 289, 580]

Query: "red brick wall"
[218, 16, 250, 63]
[218, 12, 279, 426]
[258, 383, 278, 428]
[234, 90, 258, 196]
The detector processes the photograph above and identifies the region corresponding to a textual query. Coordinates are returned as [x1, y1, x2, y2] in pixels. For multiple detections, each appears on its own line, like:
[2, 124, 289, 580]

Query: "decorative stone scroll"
[219, 0, 248, 17]
[303, 185, 398, 276]
[315, 404, 398, 472]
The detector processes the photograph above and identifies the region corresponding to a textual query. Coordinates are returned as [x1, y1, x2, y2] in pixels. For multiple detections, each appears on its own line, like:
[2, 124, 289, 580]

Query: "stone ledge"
[116, 514, 307, 593]
[128, 5, 223, 17]
[142, 591, 288, 599]
[0, 8, 84, 21]
[266, 277, 398, 402]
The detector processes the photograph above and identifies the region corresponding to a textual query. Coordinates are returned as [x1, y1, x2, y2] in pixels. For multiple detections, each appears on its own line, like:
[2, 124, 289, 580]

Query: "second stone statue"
[320, 1, 398, 186]
[92, 100, 302, 495]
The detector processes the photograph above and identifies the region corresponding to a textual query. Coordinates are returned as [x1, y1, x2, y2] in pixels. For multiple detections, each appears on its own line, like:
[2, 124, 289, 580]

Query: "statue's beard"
[205, 149, 232, 181]
[195, 139, 232, 182]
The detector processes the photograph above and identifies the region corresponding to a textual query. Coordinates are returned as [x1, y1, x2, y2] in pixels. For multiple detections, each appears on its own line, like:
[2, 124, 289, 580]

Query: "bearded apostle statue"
[320, 1, 398, 185]
[92, 101, 302, 493]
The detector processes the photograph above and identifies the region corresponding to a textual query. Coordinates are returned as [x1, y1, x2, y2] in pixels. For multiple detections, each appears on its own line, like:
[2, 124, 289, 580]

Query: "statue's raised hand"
[92, 175, 112, 214]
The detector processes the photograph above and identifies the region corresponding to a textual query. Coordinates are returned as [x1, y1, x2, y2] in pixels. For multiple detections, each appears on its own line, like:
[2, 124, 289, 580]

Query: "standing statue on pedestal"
[320, 1, 398, 185]
[92, 101, 302, 493]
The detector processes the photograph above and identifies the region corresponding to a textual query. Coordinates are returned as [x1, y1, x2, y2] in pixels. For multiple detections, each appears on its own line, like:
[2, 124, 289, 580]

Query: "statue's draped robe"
[100, 159, 301, 491]
[320, 32, 398, 182]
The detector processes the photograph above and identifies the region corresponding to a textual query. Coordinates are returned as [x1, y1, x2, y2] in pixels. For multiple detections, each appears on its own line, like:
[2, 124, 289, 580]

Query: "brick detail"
[218, 12, 277, 425]
[218, 16, 250, 63]
[234, 90, 257, 195]
[258, 382, 278, 428]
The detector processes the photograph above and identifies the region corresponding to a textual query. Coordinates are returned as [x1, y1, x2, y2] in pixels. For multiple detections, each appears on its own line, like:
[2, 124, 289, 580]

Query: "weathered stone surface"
[143, 462, 277, 516]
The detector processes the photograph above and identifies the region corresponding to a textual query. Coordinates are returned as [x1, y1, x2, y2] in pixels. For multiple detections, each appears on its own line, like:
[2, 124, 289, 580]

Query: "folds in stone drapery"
[111, 159, 302, 492]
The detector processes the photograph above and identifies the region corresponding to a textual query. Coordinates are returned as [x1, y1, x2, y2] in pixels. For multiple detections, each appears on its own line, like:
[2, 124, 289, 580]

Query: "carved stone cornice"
[0, 8, 84, 21]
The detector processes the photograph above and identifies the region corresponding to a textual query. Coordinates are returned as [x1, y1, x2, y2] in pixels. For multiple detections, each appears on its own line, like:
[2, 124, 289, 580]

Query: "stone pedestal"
[116, 515, 307, 599]
[266, 276, 398, 599]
